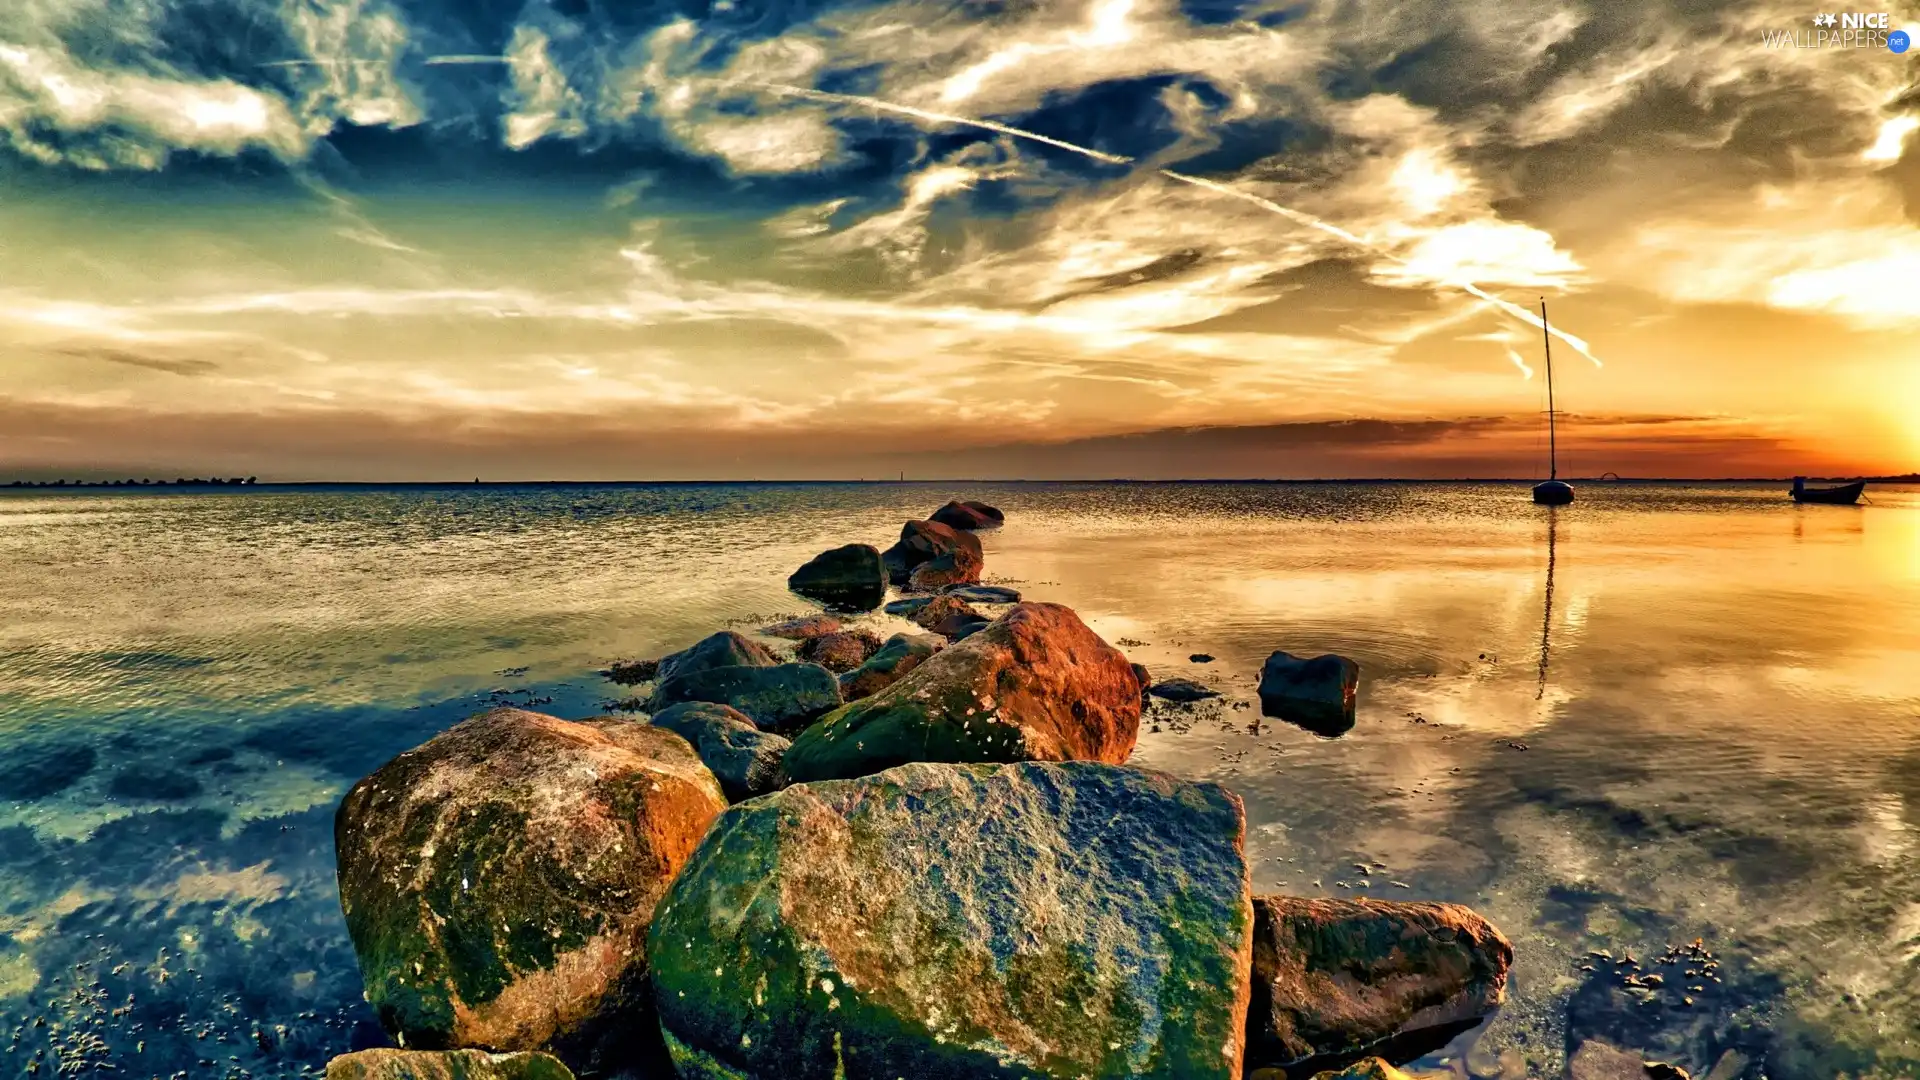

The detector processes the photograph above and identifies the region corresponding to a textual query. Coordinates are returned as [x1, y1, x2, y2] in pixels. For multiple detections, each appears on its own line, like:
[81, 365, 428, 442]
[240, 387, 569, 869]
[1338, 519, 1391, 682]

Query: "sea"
[1, 481, 1916, 1080]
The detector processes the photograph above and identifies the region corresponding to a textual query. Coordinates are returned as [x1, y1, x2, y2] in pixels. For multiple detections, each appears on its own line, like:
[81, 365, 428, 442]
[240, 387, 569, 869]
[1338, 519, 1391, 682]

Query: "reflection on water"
[2, 482, 1917, 1078]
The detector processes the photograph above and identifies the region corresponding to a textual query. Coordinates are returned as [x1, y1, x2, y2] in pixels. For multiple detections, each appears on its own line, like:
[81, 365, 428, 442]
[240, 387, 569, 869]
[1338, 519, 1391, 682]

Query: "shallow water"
[2, 482, 1916, 1079]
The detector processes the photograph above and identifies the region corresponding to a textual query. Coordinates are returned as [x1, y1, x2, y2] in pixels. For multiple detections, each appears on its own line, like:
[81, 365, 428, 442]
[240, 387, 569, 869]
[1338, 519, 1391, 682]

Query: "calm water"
[2, 482, 1917, 1079]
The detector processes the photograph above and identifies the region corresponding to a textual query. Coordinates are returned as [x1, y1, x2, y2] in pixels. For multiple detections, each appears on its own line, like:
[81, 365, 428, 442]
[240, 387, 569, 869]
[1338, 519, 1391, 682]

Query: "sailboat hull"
[1532, 480, 1574, 505]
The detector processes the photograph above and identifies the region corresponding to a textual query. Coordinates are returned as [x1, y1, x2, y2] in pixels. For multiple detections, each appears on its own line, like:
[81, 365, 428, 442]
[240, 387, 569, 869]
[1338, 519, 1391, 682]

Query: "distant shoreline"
[6, 476, 1917, 489]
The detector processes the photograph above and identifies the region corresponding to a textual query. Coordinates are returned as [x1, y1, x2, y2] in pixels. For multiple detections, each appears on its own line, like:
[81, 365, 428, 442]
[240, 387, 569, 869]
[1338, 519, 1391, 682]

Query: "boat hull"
[1791, 481, 1865, 505]
[1532, 480, 1574, 505]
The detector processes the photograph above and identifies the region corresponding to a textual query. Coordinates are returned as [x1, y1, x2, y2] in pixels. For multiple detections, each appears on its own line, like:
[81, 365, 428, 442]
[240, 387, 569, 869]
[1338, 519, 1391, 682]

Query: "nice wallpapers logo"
[1762, 12, 1911, 50]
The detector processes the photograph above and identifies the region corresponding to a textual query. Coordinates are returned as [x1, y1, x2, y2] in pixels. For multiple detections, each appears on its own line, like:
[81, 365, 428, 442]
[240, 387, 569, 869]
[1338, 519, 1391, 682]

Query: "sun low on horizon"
[2, 0, 1917, 481]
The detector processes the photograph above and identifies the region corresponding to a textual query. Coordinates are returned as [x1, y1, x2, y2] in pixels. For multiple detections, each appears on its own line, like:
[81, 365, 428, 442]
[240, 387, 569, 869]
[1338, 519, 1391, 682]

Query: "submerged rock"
[944, 584, 1021, 604]
[649, 702, 790, 803]
[649, 663, 843, 732]
[649, 760, 1253, 1080]
[0, 741, 97, 800]
[108, 765, 202, 801]
[759, 615, 841, 641]
[1257, 651, 1359, 736]
[781, 602, 1142, 783]
[928, 499, 1004, 530]
[794, 628, 882, 673]
[601, 658, 659, 686]
[334, 708, 725, 1073]
[324, 1049, 575, 1080]
[657, 631, 777, 684]
[882, 596, 935, 617]
[1246, 896, 1513, 1070]
[837, 632, 944, 702]
[880, 519, 984, 587]
[1149, 676, 1221, 703]
[787, 543, 886, 611]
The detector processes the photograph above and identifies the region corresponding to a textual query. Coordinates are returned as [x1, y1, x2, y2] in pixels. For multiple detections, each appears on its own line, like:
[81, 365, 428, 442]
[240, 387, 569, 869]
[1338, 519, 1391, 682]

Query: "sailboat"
[1532, 298, 1574, 506]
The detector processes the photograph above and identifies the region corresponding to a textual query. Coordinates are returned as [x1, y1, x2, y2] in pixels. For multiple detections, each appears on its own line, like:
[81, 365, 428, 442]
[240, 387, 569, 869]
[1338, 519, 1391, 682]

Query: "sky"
[2, 0, 1918, 481]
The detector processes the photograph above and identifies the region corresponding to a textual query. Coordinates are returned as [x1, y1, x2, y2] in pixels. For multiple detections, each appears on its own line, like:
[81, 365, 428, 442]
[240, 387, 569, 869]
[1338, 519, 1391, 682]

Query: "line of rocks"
[327, 498, 1513, 1079]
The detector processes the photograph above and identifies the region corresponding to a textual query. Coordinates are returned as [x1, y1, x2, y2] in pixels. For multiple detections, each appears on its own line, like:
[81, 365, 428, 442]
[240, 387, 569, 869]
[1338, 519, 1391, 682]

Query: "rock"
[108, 766, 202, 800]
[759, 615, 841, 641]
[1644, 1064, 1693, 1080]
[880, 520, 983, 587]
[837, 632, 944, 701]
[781, 602, 1142, 783]
[324, 1049, 575, 1079]
[906, 549, 983, 590]
[649, 761, 1253, 1080]
[786, 544, 886, 611]
[928, 499, 1004, 530]
[1149, 676, 1220, 703]
[1246, 896, 1513, 1070]
[882, 596, 934, 617]
[908, 594, 986, 639]
[943, 584, 1021, 604]
[1190, 653, 1215, 663]
[334, 708, 725, 1073]
[794, 628, 882, 673]
[0, 741, 97, 800]
[1257, 651, 1360, 736]
[1131, 662, 1153, 690]
[648, 702, 790, 803]
[649, 663, 843, 733]
[657, 631, 777, 684]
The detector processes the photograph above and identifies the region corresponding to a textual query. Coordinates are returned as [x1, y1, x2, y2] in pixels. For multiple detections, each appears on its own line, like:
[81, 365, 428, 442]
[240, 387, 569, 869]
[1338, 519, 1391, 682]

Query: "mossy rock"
[838, 632, 944, 702]
[659, 631, 778, 683]
[782, 603, 1141, 784]
[334, 708, 726, 1073]
[649, 760, 1254, 1079]
[650, 702, 790, 803]
[649, 662, 843, 732]
[325, 1048, 575, 1079]
[1247, 895, 1512, 1070]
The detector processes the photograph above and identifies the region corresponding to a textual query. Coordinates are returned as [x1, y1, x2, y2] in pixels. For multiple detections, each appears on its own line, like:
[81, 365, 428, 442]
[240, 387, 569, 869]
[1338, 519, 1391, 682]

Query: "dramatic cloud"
[1, 0, 1916, 478]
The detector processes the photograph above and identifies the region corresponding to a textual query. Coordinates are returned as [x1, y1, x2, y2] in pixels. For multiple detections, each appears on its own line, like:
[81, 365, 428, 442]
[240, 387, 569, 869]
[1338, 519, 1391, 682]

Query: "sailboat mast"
[1541, 299, 1556, 482]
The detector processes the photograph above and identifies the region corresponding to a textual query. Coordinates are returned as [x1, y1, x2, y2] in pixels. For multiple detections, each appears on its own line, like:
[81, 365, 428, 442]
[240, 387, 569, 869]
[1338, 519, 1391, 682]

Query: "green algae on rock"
[648, 760, 1254, 1080]
[649, 701, 791, 803]
[1247, 896, 1513, 1070]
[334, 708, 726, 1073]
[325, 1048, 576, 1080]
[782, 602, 1142, 784]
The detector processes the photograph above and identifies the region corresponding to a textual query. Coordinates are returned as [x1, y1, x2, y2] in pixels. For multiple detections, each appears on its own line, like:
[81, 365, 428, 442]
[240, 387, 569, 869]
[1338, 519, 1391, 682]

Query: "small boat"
[1531, 299, 1574, 506]
[1791, 478, 1865, 505]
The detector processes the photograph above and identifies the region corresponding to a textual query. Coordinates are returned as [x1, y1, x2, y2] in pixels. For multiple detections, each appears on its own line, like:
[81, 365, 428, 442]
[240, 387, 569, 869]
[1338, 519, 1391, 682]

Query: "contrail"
[745, 81, 1604, 367]
[1506, 348, 1535, 381]
[424, 54, 512, 65]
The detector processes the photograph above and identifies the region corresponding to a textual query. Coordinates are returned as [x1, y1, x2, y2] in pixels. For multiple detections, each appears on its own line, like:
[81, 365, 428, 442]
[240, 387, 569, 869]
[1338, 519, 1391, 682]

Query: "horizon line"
[6, 475, 1916, 488]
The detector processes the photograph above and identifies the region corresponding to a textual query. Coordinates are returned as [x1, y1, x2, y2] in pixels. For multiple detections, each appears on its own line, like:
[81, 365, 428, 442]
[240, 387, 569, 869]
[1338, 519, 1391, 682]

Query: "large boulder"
[658, 631, 777, 684]
[787, 544, 887, 611]
[649, 663, 842, 732]
[1246, 896, 1513, 1070]
[649, 761, 1254, 1080]
[325, 1049, 574, 1080]
[781, 602, 1141, 784]
[838, 632, 943, 701]
[880, 520, 983, 587]
[1257, 651, 1359, 736]
[794, 628, 883, 673]
[648, 702, 790, 803]
[929, 500, 1004, 530]
[334, 709, 726, 1074]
